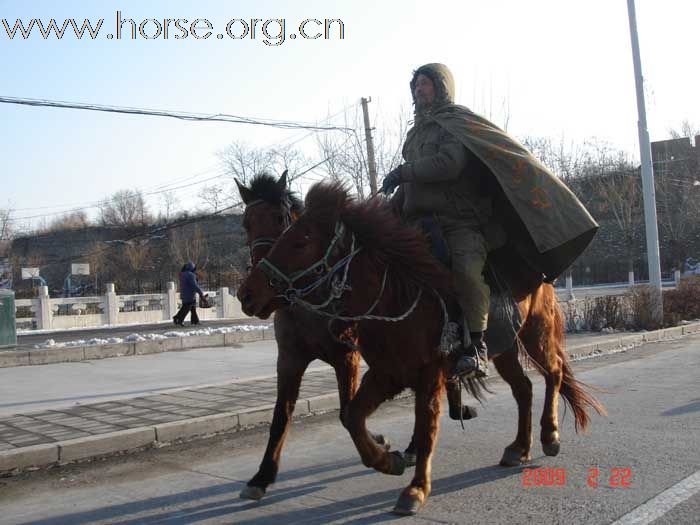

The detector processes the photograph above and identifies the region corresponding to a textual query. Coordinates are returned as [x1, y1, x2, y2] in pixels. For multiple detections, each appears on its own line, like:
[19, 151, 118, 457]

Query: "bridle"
[256, 220, 425, 324]
[257, 221, 361, 305]
[243, 197, 294, 268]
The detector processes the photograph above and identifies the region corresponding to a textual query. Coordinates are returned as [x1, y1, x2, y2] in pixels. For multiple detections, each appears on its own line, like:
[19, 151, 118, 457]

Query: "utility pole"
[360, 97, 378, 195]
[627, 0, 663, 325]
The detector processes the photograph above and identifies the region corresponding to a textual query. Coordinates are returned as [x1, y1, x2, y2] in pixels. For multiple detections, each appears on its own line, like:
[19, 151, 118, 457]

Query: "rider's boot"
[453, 331, 489, 379]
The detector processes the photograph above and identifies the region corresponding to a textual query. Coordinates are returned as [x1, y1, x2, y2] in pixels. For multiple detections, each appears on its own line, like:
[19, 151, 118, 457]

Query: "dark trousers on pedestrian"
[174, 302, 199, 325]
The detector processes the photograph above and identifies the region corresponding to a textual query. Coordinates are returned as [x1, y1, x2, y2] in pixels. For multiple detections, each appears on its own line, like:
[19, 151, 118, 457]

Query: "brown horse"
[235, 173, 476, 500]
[238, 181, 605, 515]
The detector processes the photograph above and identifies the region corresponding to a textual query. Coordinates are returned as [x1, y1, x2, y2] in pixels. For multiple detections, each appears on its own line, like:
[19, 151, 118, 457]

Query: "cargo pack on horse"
[237, 181, 606, 515]
[234, 172, 475, 501]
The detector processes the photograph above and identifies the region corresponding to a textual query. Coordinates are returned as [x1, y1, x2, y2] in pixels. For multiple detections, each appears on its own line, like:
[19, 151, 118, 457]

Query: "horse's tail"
[552, 299, 607, 432]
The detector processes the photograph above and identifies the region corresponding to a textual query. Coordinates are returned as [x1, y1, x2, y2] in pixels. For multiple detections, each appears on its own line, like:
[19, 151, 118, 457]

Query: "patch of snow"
[31, 324, 271, 349]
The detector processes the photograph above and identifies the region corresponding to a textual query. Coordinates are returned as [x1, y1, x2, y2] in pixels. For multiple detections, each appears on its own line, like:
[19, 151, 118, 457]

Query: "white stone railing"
[15, 282, 245, 331]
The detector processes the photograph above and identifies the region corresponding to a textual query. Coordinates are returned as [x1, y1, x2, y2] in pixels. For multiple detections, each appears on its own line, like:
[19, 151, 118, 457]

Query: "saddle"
[418, 215, 522, 356]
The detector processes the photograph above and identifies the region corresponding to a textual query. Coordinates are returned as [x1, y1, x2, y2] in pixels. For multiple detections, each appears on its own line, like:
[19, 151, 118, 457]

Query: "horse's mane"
[304, 182, 454, 298]
[248, 173, 304, 213]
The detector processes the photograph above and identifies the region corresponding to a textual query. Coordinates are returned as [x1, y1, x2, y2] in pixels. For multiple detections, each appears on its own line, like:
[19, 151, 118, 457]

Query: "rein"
[258, 220, 424, 324]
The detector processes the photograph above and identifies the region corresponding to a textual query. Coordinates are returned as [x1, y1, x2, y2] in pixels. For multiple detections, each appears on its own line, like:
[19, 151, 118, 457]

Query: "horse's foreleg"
[344, 369, 404, 475]
[493, 350, 533, 466]
[394, 367, 443, 516]
[332, 351, 360, 428]
[241, 355, 310, 500]
[332, 351, 390, 449]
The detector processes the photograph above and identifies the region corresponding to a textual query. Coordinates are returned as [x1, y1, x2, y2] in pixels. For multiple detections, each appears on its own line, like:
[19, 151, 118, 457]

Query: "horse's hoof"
[392, 493, 424, 516]
[542, 440, 561, 457]
[240, 485, 266, 500]
[449, 404, 478, 421]
[372, 433, 391, 449]
[387, 450, 406, 476]
[402, 450, 416, 467]
[499, 447, 531, 467]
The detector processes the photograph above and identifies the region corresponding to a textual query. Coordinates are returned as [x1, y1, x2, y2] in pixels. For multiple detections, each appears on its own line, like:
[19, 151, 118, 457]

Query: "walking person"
[173, 262, 205, 326]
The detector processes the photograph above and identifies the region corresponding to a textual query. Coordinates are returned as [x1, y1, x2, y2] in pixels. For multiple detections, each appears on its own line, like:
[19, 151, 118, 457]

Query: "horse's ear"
[277, 170, 288, 190]
[235, 178, 254, 205]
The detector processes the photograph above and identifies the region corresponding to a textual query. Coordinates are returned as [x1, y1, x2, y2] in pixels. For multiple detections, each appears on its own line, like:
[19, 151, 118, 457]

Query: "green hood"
[410, 63, 456, 109]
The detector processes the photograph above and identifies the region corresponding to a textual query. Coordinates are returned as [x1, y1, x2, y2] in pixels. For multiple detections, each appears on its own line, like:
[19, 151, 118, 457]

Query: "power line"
[0, 95, 355, 133]
[10, 165, 224, 213]
[9, 170, 230, 221]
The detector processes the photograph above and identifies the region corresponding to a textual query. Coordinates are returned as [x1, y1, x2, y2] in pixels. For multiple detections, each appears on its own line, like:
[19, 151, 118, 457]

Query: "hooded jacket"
[394, 63, 598, 281]
[179, 261, 204, 303]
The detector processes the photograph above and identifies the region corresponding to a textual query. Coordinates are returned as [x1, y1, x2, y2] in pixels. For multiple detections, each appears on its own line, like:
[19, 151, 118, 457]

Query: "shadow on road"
[661, 398, 700, 416]
[17, 459, 522, 525]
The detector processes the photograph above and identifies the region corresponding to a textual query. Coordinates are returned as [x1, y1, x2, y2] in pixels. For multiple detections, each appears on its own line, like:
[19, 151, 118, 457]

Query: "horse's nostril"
[242, 291, 252, 306]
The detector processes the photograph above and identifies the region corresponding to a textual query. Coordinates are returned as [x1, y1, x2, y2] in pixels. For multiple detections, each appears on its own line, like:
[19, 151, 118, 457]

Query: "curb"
[0, 328, 276, 368]
[0, 392, 341, 476]
[565, 322, 699, 360]
[1, 321, 699, 476]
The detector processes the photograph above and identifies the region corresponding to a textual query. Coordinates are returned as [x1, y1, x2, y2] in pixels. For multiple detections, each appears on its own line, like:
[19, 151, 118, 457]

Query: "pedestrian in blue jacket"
[173, 261, 205, 326]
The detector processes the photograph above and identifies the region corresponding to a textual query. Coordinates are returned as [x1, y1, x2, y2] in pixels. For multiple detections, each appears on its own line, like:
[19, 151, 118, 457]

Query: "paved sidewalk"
[1, 323, 699, 475]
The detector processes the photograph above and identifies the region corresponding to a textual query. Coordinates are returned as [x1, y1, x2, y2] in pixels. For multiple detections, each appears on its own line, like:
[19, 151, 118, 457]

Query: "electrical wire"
[0, 95, 355, 132]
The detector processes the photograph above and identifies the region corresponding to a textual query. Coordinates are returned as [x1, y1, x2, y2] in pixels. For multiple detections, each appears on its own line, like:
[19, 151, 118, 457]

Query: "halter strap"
[257, 222, 358, 298]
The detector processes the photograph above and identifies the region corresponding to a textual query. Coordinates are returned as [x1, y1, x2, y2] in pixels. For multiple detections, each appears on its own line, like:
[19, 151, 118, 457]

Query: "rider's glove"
[380, 166, 403, 195]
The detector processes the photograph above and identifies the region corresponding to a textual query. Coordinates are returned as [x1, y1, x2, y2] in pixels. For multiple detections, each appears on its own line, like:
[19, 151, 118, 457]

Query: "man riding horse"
[381, 63, 598, 380]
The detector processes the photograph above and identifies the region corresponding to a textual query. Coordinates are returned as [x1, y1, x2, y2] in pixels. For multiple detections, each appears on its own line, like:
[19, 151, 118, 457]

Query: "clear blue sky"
[2, 0, 698, 228]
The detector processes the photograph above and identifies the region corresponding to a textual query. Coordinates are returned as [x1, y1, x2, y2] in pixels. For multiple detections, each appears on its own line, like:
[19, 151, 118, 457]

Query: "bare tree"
[668, 119, 700, 140]
[159, 191, 179, 222]
[0, 208, 12, 242]
[198, 184, 226, 212]
[219, 141, 275, 185]
[123, 240, 153, 293]
[169, 224, 209, 271]
[46, 211, 90, 231]
[521, 135, 590, 182]
[589, 164, 642, 274]
[99, 190, 152, 227]
[269, 143, 308, 182]
[654, 126, 700, 270]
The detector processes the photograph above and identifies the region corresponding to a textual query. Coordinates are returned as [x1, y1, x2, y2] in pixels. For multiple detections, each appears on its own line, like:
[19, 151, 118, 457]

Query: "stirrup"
[453, 347, 488, 379]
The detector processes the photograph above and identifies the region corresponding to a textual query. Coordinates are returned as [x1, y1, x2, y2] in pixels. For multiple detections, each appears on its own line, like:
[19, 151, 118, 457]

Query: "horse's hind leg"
[493, 350, 533, 466]
[520, 315, 564, 457]
[240, 353, 310, 500]
[394, 365, 444, 516]
[344, 369, 404, 475]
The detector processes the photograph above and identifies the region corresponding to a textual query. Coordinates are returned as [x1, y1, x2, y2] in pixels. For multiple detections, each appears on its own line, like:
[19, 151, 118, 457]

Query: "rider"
[382, 64, 491, 379]
[382, 63, 599, 380]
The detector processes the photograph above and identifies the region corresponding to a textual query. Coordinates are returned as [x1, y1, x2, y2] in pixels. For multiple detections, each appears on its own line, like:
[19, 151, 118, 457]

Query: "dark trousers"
[174, 301, 199, 325]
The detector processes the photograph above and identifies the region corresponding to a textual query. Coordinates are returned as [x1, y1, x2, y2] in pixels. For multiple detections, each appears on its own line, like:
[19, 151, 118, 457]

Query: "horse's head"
[237, 182, 352, 319]
[236, 170, 302, 268]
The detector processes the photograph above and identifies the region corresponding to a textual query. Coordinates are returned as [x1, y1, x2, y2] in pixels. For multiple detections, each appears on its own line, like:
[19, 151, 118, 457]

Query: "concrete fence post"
[218, 287, 235, 318]
[36, 285, 52, 330]
[674, 269, 681, 286]
[565, 273, 575, 301]
[104, 283, 118, 325]
[165, 281, 177, 320]
[628, 271, 635, 287]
